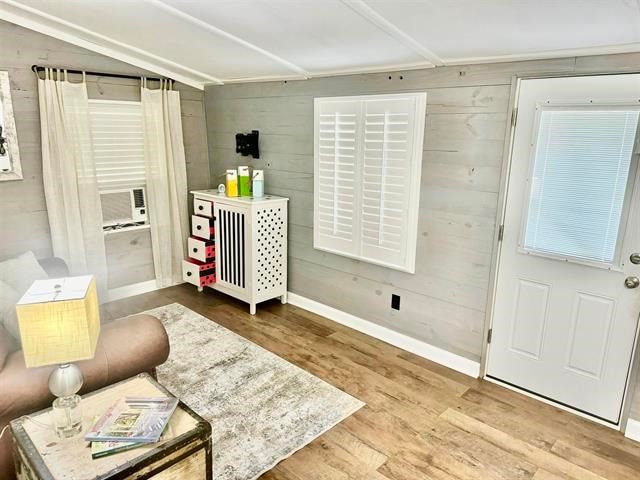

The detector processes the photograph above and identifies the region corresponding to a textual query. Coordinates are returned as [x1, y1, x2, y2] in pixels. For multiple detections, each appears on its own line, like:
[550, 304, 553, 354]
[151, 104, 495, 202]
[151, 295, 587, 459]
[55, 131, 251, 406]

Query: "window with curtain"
[313, 92, 427, 273]
[88, 100, 146, 191]
[522, 105, 640, 265]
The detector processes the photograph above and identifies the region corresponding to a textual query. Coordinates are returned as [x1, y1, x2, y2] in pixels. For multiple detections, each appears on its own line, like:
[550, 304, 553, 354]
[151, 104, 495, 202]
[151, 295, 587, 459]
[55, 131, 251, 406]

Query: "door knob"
[625, 276, 640, 289]
[631, 253, 640, 265]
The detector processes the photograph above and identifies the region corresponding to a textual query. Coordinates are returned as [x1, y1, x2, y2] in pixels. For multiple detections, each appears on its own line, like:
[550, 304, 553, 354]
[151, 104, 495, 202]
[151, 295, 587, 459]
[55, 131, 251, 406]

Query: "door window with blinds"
[313, 93, 426, 273]
[521, 103, 640, 266]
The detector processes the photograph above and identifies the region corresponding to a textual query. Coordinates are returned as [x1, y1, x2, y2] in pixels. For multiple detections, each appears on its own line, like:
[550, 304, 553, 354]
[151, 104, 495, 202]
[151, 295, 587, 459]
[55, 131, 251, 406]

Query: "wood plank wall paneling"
[204, 51, 640, 419]
[0, 20, 210, 288]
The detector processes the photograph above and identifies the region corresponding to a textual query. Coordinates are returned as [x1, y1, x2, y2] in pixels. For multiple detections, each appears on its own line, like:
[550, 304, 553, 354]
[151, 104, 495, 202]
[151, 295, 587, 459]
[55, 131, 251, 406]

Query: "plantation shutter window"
[314, 93, 426, 273]
[88, 100, 146, 191]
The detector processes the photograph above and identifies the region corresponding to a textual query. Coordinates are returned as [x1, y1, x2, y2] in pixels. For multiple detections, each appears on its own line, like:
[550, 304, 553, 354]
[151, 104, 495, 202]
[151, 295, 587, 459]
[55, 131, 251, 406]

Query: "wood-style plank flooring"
[102, 285, 640, 480]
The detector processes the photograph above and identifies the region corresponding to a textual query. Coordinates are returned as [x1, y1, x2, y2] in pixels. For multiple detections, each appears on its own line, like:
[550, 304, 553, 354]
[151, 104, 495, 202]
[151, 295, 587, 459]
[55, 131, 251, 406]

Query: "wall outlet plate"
[391, 294, 400, 310]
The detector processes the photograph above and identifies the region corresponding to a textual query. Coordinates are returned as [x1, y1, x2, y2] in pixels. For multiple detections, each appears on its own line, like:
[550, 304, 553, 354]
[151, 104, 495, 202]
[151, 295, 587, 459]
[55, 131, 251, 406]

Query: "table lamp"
[16, 275, 100, 438]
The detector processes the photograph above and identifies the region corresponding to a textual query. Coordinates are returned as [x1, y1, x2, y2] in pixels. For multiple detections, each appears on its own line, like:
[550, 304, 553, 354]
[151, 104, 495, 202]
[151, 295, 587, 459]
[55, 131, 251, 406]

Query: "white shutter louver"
[315, 99, 360, 255]
[88, 100, 146, 191]
[314, 93, 426, 273]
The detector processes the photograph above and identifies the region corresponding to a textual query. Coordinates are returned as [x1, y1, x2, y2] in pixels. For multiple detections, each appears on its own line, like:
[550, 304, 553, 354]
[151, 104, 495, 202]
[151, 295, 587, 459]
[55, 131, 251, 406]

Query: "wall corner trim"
[107, 279, 159, 303]
[287, 292, 481, 378]
[625, 419, 640, 443]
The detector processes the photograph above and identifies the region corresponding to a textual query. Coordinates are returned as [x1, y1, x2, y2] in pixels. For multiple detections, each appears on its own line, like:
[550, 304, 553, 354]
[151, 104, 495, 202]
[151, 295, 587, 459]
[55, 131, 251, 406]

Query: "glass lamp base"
[52, 394, 82, 438]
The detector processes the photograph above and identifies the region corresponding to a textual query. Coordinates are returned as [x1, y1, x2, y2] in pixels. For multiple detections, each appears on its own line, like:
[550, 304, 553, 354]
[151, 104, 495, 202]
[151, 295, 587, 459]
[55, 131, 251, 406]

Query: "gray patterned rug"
[144, 303, 365, 480]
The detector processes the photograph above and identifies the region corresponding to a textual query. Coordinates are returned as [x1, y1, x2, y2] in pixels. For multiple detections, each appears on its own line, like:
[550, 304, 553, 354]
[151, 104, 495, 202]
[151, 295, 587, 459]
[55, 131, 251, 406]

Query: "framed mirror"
[0, 71, 22, 181]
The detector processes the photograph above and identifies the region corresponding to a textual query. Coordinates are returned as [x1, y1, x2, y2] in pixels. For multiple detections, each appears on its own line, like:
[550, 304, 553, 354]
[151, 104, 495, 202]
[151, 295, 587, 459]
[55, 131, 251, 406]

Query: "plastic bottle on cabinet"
[226, 170, 238, 197]
[252, 170, 264, 197]
[238, 166, 251, 196]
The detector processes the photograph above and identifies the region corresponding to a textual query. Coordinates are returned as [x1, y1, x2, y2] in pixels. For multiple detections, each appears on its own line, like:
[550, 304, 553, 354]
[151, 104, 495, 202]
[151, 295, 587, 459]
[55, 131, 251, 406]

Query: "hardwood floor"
[102, 285, 640, 479]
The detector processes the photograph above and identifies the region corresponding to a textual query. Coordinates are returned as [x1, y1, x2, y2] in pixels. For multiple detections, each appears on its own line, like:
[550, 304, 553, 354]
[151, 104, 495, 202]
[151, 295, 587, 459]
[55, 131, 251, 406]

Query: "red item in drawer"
[188, 236, 215, 263]
[182, 258, 216, 287]
[185, 258, 215, 271]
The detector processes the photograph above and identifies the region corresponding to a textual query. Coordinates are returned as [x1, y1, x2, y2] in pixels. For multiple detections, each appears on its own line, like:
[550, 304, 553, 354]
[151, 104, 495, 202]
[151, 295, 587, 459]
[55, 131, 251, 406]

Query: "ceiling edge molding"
[146, 0, 311, 78]
[217, 61, 435, 84]
[441, 42, 640, 66]
[0, 0, 221, 89]
[341, 0, 442, 67]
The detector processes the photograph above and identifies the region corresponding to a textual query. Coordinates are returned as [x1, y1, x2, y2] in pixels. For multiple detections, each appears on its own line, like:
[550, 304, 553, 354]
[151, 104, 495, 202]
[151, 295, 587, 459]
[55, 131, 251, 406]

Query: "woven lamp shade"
[16, 275, 101, 368]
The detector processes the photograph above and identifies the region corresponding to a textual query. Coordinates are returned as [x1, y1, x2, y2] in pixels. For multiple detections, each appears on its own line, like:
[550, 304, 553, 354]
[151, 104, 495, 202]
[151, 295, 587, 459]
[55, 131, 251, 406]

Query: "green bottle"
[238, 166, 251, 197]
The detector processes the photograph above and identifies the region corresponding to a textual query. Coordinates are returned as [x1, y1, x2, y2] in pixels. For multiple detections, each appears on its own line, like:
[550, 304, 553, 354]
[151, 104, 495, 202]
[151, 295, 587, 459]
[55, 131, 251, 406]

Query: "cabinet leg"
[250, 303, 256, 315]
[280, 293, 288, 304]
[197, 286, 204, 293]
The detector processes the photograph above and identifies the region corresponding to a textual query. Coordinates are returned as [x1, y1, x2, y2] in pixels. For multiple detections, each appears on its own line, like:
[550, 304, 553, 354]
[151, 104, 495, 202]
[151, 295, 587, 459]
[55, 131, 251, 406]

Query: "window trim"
[313, 92, 427, 273]
[517, 100, 640, 271]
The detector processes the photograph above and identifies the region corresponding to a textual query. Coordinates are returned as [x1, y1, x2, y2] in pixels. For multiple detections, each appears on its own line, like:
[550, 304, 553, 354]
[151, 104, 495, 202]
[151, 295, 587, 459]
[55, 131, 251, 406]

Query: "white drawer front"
[188, 236, 206, 262]
[182, 260, 201, 286]
[194, 198, 213, 218]
[191, 215, 212, 240]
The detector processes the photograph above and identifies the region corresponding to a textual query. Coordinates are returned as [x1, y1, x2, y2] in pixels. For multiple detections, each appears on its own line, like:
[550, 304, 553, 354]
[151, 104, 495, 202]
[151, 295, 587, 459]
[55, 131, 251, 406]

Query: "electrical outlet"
[391, 294, 400, 310]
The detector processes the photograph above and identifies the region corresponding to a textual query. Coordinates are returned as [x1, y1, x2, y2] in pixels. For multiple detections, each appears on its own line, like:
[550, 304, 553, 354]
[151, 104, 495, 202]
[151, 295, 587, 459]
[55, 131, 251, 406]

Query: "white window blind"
[88, 100, 145, 191]
[314, 93, 426, 273]
[523, 105, 640, 264]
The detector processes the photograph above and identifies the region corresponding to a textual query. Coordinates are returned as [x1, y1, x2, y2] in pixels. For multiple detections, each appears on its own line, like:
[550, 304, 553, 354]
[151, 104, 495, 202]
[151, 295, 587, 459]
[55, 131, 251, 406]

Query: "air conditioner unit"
[99, 187, 148, 228]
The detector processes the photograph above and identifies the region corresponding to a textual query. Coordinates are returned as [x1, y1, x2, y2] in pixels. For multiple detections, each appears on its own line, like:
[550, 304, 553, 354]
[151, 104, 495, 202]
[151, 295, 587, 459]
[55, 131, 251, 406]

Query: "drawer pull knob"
[197, 225, 202, 230]
[193, 248, 198, 253]
[186, 271, 192, 276]
[198, 205, 203, 210]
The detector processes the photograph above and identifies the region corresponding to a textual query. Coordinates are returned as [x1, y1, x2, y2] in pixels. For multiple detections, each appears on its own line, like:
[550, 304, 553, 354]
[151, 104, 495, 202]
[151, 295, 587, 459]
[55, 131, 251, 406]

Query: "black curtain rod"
[31, 65, 173, 83]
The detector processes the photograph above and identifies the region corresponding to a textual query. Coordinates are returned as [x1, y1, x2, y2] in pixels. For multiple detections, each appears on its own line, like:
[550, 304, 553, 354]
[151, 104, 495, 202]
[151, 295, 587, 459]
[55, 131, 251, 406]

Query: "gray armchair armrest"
[37, 257, 70, 278]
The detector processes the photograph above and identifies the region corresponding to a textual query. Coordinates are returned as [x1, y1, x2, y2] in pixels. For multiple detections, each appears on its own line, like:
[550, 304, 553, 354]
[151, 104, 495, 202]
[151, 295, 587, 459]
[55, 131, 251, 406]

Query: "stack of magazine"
[85, 396, 179, 459]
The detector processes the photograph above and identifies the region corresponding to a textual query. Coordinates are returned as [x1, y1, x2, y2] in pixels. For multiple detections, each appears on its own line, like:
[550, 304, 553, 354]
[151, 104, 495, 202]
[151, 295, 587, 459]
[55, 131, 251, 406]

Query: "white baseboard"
[107, 279, 159, 302]
[287, 292, 481, 378]
[626, 419, 640, 442]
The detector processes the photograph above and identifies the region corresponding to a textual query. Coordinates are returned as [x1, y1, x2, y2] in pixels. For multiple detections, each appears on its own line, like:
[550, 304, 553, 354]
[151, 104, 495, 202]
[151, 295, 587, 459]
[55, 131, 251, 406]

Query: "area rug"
[143, 303, 365, 480]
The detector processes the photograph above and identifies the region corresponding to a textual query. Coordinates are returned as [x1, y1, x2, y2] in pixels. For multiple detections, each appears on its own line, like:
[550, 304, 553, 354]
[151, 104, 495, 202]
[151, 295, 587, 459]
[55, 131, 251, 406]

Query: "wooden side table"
[10, 373, 212, 480]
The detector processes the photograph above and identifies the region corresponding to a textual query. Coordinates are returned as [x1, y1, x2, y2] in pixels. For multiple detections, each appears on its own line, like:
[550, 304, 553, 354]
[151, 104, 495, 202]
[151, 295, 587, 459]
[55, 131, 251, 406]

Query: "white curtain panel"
[37, 68, 108, 298]
[141, 79, 189, 288]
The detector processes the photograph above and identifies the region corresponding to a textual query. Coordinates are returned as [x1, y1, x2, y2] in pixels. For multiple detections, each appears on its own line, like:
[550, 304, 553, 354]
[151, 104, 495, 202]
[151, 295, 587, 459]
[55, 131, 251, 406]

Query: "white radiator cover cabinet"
[191, 190, 288, 314]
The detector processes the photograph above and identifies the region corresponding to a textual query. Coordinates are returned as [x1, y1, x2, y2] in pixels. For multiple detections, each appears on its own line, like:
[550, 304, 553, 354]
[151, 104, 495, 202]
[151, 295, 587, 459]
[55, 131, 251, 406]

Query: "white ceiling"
[2, 0, 639, 89]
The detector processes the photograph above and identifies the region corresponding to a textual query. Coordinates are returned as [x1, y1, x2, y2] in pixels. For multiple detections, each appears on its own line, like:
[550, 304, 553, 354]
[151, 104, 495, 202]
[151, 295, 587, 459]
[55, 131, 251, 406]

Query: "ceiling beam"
[340, 0, 443, 67]
[1, 0, 221, 89]
[146, 0, 311, 78]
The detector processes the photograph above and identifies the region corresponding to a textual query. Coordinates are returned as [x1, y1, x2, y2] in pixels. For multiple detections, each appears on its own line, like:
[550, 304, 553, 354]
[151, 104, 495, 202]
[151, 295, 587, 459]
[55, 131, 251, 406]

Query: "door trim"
[480, 72, 640, 431]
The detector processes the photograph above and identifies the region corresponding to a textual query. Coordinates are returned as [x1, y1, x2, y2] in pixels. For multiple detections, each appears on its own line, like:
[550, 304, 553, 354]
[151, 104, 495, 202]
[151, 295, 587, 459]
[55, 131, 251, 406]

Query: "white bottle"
[252, 170, 264, 197]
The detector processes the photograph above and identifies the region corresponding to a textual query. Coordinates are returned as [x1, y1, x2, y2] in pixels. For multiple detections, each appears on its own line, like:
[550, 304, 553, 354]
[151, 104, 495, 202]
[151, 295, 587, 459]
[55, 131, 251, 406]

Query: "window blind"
[523, 106, 640, 264]
[88, 100, 145, 191]
[314, 93, 426, 273]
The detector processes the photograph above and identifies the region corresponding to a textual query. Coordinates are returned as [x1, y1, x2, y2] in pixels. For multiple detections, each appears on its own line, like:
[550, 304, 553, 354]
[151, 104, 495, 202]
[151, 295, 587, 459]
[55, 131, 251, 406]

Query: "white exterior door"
[487, 74, 640, 424]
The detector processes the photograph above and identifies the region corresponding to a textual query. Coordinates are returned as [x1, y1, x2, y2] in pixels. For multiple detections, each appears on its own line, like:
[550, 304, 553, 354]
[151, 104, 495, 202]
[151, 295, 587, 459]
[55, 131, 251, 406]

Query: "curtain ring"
[82, 70, 86, 83]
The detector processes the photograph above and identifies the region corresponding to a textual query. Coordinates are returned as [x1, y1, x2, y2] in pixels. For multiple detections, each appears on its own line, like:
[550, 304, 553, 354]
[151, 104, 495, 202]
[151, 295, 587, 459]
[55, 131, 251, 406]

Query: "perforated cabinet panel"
[255, 205, 287, 298]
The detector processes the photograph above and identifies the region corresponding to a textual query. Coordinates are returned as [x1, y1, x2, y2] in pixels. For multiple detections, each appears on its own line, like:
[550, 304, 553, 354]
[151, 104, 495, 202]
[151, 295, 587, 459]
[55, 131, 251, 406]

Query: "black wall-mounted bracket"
[236, 130, 260, 159]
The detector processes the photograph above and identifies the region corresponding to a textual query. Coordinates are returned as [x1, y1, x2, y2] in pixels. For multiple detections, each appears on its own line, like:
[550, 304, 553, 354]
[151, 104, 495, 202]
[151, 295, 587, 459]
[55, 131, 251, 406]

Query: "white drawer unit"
[189, 190, 288, 315]
[194, 198, 213, 218]
[191, 214, 214, 240]
[188, 236, 215, 263]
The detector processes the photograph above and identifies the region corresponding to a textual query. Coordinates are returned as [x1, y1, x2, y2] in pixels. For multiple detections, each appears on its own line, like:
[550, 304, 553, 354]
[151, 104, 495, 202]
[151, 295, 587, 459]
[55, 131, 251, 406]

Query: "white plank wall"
[204, 51, 640, 419]
[0, 20, 210, 288]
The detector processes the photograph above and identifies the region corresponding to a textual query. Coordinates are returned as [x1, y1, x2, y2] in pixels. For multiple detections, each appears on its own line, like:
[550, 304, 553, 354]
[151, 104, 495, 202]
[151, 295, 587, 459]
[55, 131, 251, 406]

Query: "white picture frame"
[0, 70, 23, 181]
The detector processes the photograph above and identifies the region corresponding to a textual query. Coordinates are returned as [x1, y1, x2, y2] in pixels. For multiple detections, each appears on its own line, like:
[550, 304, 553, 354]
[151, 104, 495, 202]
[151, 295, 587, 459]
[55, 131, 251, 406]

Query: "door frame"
[479, 72, 640, 432]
